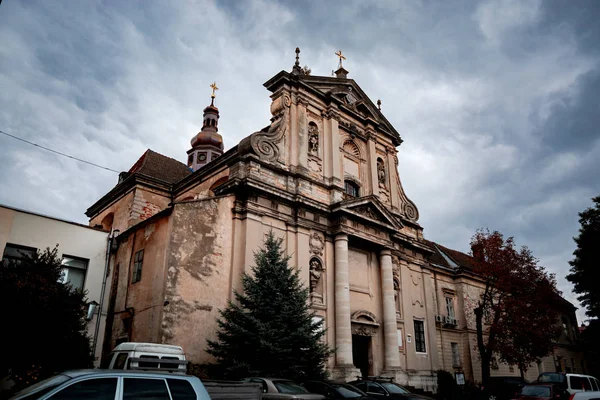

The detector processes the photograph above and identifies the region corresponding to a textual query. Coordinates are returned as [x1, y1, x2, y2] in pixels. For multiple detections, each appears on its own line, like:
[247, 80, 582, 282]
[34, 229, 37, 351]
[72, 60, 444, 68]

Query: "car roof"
[112, 342, 184, 354]
[247, 377, 294, 382]
[61, 369, 195, 379]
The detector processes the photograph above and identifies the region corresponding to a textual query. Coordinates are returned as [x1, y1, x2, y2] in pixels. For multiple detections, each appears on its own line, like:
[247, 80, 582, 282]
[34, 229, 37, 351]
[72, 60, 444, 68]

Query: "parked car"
[510, 383, 570, 400]
[303, 380, 375, 399]
[537, 373, 600, 394]
[9, 369, 210, 400]
[482, 376, 528, 400]
[566, 391, 600, 400]
[244, 377, 325, 399]
[348, 377, 434, 400]
[106, 342, 188, 373]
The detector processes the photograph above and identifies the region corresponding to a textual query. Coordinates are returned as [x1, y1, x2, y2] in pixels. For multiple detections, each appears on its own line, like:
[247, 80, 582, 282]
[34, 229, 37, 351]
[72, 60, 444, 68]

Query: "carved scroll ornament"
[239, 94, 291, 162]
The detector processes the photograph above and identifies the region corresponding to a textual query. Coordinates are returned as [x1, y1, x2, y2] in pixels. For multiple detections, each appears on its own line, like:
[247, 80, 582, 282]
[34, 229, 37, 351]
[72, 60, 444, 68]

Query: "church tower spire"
[187, 82, 224, 171]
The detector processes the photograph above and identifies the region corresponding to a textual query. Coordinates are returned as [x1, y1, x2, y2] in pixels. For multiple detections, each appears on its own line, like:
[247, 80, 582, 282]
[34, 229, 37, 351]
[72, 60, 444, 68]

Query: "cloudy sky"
[1, 0, 599, 321]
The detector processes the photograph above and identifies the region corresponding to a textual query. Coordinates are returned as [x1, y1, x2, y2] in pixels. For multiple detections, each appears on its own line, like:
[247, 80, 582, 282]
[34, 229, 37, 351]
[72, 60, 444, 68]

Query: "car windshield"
[274, 381, 309, 394]
[380, 382, 410, 394]
[10, 374, 71, 399]
[521, 385, 551, 397]
[331, 384, 365, 398]
[539, 373, 565, 383]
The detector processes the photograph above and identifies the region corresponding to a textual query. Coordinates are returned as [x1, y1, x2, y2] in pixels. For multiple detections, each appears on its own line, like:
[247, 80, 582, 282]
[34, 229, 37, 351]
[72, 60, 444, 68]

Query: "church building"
[86, 49, 585, 390]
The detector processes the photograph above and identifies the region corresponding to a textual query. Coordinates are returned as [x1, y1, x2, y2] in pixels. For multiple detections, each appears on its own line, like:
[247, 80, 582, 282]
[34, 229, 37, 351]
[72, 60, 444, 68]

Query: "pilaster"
[367, 131, 379, 196]
[381, 249, 401, 369]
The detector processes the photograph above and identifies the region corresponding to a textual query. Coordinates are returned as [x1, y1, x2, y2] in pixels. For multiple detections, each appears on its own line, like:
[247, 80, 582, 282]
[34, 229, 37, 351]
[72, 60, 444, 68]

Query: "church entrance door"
[352, 334, 371, 378]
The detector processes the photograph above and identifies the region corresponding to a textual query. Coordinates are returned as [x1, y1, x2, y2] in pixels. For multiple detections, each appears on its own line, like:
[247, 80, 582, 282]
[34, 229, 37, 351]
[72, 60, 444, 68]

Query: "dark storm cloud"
[1, 0, 599, 320]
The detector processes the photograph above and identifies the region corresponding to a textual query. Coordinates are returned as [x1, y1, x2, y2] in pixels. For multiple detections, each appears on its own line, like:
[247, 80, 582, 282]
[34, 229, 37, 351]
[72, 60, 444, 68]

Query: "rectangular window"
[60, 256, 88, 291]
[2, 243, 36, 264]
[123, 378, 169, 400]
[451, 342, 460, 367]
[445, 296, 455, 319]
[132, 250, 144, 283]
[414, 320, 426, 353]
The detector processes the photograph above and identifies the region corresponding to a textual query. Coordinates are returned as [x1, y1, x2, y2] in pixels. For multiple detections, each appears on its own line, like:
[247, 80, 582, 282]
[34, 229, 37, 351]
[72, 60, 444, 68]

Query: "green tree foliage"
[470, 230, 560, 386]
[0, 246, 93, 388]
[207, 231, 332, 381]
[567, 196, 600, 319]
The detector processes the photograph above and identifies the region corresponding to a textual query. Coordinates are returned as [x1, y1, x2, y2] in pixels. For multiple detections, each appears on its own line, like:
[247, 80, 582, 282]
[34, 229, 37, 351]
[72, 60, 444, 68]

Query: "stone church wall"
[161, 195, 234, 363]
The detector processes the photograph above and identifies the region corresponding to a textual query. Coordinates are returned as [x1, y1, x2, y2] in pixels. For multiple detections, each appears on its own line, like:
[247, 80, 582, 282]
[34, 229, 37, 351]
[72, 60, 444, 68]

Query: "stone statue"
[308, 124, 319, 155]
[309, 258, 322, 293]
[377, 159, 386, 186]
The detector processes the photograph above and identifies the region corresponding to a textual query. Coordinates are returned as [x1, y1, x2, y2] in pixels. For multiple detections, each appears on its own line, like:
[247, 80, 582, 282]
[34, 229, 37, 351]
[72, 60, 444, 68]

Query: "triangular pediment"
[332, 195, 403, 230]
[304, 78, 401, 144]
[263, 71, 402, 145]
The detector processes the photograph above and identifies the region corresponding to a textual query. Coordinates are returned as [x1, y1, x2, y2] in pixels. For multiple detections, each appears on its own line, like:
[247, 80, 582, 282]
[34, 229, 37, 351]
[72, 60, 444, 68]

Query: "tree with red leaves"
[470, 229, 560, 389]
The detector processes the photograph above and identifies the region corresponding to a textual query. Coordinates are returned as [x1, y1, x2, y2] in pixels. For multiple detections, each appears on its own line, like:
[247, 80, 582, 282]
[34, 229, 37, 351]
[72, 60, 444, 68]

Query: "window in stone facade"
[344, 180, 359, 198]
[445, 296, 455, 319]
[451, 342, 460, 367]
[413, 320, 426, 353]
[132, 249, 144, 284]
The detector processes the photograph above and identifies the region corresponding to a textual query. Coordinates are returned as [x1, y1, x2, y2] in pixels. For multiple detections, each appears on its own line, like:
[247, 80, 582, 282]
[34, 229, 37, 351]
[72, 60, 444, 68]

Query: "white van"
[107, 342, 188, 373]
[537, 372, 600, 394]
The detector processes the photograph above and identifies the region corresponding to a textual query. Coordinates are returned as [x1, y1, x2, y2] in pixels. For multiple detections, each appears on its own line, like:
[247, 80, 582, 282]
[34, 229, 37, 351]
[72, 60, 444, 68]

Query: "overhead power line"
[0, 129, 120, 173]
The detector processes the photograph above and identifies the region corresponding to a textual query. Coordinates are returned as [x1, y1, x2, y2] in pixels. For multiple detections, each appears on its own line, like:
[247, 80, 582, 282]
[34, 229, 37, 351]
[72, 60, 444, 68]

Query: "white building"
[0, 204, 111, 366]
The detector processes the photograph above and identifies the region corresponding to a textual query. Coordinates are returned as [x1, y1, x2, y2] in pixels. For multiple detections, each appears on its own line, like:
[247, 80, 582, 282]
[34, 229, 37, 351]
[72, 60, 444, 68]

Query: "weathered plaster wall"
[90, 190, 135, 233]
[127, 218, 171, 343]
[161, 196, 234, 363]
[174, 168, 230, 202]
[90, 187, 171, 233]
[131, 187, 171, 225]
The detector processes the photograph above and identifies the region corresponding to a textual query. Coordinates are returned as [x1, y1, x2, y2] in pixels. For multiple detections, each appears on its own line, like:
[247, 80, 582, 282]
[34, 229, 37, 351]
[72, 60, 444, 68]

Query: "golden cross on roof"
[210, 82, 219, 98]
[335, 50, 346, 68]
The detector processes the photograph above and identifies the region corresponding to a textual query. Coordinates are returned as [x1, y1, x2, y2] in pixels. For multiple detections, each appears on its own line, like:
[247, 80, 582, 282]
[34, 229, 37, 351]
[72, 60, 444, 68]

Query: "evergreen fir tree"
[0, 246, 93, 389]
[567, 196, 600, 319]
[207, 230, 332, 381]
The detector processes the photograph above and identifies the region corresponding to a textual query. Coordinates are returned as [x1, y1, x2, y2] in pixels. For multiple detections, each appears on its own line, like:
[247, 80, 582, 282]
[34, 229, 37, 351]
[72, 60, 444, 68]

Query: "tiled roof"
[129, 149, 192, 184]
[425, 239, 482, 271]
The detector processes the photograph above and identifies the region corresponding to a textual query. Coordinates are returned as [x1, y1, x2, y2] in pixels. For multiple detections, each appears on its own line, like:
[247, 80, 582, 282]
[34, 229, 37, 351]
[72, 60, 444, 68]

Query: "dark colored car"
[483, 376, 528, 400]
[303, 381, 375, 399]
[511, 383, 570, 400]
[348, 378, 434, 400]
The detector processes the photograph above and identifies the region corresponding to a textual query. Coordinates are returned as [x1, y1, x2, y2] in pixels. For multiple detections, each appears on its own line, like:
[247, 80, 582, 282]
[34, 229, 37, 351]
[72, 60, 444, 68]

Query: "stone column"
[381, 249, 401, 369]
[334, 233, 352, 366]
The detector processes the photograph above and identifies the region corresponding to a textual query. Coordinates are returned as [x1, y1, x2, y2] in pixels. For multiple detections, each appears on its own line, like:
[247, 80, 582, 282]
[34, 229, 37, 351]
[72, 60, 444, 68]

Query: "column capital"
[380, 249, 392, 257]
[335, 233, 348, 242]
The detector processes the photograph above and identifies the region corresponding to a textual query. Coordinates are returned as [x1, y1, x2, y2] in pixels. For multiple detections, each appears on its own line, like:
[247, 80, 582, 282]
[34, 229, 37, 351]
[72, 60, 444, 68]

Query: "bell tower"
[187, 82, 224, 172]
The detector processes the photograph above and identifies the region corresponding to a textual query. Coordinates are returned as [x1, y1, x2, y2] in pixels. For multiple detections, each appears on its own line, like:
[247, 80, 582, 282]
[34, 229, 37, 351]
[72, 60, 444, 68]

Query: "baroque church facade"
[87, 50, 584, 389]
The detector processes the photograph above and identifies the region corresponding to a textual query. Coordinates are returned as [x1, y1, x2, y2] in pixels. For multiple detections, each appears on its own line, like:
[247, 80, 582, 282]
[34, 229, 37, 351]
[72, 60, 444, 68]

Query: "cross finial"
[210, 82, 219, 99]
[335, 49, 346, 68]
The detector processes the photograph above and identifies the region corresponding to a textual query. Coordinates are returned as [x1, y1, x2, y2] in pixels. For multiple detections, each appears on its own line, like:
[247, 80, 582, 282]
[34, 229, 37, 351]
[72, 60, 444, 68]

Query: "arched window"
[344, 180, 359, 198]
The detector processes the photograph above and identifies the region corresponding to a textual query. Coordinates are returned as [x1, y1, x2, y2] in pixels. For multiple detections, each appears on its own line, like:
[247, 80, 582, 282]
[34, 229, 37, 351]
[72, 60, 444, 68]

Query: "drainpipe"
[92, 228, 119, 363]
[433, 270, 446, 370]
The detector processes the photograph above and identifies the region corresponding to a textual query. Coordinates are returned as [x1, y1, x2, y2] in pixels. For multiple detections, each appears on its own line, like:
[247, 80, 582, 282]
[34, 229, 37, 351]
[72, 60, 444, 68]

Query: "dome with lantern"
[187, 83, 225, 171]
